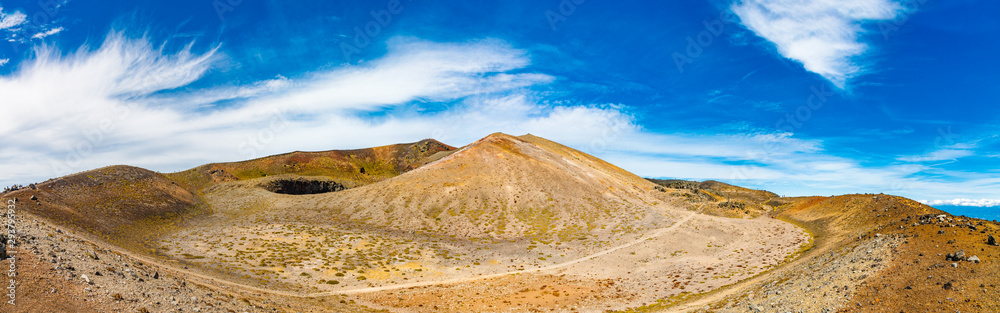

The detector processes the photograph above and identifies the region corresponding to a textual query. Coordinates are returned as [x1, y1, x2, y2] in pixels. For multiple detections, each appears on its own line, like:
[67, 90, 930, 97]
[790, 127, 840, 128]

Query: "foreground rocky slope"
[673, 194, 1000, 312]
[6, 165, 201, 252]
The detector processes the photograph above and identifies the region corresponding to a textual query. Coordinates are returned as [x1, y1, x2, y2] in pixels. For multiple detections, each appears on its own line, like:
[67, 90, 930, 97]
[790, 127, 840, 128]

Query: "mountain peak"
[316, 133, 669, 241]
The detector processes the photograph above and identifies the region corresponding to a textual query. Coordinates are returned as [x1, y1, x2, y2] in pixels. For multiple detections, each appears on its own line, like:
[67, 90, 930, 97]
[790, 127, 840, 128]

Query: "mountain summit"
[312, 132, 673, 241]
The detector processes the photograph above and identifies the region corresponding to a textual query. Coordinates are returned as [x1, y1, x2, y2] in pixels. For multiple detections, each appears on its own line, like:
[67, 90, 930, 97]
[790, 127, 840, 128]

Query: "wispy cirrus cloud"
[897, 148, 975, 162]
[32, 27, 64, 39]
[730, 0, 903, 87]
[0, 32, 574, 183]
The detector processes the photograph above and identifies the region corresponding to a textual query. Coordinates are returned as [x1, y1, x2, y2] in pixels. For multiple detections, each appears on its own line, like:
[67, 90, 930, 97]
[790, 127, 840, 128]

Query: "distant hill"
[647, 178, 779, 217]
[167, 139, 456, 191]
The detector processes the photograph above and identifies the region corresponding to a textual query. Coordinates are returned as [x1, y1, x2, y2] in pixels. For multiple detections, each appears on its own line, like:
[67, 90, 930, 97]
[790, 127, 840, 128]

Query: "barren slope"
[672, 194, 1000, 313]
[5, 165, 201, 245]
[308, 132, 672, 242]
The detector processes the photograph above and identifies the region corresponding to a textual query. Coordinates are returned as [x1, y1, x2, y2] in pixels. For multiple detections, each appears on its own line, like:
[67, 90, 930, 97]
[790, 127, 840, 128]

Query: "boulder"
[989, 234, 997, 246]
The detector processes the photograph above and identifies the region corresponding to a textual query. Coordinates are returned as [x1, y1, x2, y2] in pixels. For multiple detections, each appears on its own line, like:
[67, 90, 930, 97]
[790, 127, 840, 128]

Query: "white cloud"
[897, 142, 978, 162]
[0, 33, 560, 184]
[31, 27, 64, 39]
[0, 9, 27, 30]
[2, 30, 999, 208]
[897, 148, 974, 162]
[0, 58, 7, 66]
[920, 199, 1000, 207]
[731, 0, 902, 87]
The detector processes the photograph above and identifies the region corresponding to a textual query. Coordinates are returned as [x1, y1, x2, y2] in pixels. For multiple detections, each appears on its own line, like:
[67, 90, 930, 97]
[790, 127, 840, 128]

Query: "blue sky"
[0, 0, 998, 214]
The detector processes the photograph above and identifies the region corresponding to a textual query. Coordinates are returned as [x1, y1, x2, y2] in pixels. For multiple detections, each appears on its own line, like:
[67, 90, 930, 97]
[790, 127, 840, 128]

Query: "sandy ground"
[150, 180, 810, 312]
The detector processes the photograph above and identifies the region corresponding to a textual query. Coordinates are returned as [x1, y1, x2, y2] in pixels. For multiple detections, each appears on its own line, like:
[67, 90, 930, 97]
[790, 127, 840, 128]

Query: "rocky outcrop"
[261, 178, 346, 195]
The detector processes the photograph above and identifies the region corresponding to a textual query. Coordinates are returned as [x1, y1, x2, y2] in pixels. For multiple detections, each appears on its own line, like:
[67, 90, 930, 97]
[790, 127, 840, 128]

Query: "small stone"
[30, 195, 37, 201]
[968, 256, 980, 264]
[951, 263, 958, 268]
[81, 274, 92, 284]
[938, 230, 946, 235]
[943, 282, 953, 290]
[989, 235, 997, 246]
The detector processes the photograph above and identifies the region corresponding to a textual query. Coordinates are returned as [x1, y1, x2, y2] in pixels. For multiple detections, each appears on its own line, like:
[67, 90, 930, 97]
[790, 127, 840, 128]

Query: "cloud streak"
[731, 0, 902, 87]
[32, 27, 64, 39]
[920, 199, 1000, 207]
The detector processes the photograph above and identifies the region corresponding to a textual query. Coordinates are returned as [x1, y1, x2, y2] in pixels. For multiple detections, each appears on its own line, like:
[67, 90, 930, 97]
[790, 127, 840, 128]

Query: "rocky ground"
[5, 211, 370, 313]
[670, 195, 1000, 313]
[696, 236, 903, 312]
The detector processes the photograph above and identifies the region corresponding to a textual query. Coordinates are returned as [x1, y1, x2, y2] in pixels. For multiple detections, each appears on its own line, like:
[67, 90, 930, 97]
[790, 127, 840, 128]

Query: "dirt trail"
[42, 211, 698, 298]
[664, 218, 831, 312]
[315, 212, 698, 296]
